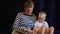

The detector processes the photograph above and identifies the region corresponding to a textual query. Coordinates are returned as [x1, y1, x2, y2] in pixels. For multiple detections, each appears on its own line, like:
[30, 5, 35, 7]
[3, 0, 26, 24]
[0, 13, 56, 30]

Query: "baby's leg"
[45, 26, 54, 34]
[39, 25, 46, 34]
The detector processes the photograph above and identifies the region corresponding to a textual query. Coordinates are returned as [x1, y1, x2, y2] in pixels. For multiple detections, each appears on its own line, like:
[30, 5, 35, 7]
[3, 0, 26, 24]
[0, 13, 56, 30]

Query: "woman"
[12, 0, 36, 34]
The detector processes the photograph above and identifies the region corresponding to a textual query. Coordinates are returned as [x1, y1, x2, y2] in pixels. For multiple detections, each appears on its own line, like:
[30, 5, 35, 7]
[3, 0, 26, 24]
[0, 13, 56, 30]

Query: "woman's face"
[25, 7, 33, 14]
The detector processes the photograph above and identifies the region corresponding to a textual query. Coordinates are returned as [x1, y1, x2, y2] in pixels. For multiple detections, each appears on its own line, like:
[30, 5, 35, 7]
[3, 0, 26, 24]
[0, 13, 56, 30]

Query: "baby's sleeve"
[35, 21, 38, 27]
[45, 21, 49, 29]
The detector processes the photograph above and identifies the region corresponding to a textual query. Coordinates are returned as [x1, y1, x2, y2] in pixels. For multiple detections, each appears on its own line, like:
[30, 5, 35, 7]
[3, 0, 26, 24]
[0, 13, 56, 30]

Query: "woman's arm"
[13, 13, 27, 32]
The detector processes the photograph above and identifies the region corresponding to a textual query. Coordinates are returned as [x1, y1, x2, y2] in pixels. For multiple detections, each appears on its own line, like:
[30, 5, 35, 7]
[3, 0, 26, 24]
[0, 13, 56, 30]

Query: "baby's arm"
[33, 21, 38, 31]
[33, 26, 37, 31]
[32, 26, 37, 34]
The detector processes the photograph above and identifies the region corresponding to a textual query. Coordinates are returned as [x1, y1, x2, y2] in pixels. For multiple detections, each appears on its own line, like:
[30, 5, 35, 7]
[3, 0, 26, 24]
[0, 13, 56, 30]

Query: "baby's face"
[38, 13, 46, 22]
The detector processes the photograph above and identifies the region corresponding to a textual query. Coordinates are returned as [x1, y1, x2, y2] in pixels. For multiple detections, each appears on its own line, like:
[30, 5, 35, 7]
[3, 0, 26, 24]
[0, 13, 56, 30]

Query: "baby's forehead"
[39, 13, 46, 16]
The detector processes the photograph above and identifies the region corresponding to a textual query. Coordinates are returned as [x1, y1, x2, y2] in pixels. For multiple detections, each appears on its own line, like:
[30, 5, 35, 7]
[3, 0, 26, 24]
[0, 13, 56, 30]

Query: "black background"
[0, 0, 60, 34]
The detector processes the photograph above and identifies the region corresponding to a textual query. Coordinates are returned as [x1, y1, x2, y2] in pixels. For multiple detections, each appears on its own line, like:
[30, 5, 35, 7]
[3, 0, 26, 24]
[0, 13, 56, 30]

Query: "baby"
[33, 11, 54, 34]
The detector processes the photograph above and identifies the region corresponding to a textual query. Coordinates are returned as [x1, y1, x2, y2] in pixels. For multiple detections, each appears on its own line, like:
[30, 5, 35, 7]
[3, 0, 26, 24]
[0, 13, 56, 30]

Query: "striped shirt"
[12, 13, 36, 33]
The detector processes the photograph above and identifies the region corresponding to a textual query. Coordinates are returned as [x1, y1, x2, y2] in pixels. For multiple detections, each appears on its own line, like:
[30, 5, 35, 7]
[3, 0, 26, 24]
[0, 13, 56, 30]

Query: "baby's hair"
[38, 11, 47, 16]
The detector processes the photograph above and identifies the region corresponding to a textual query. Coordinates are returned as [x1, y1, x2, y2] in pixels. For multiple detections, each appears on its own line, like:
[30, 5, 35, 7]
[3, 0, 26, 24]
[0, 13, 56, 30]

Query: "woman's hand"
[25, 29, 33, 33]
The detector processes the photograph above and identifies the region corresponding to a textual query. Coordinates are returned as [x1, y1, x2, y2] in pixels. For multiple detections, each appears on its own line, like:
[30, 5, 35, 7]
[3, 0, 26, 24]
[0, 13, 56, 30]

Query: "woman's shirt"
[13, 13, 36, 32]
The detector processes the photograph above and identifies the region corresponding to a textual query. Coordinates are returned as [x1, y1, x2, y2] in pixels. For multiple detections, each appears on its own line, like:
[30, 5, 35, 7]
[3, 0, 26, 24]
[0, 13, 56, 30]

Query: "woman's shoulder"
[17, 12, 24, 15]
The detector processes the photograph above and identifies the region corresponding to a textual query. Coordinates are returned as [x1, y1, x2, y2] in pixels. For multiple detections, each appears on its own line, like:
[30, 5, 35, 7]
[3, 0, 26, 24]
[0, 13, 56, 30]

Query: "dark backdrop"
[0, 0, 60, 34]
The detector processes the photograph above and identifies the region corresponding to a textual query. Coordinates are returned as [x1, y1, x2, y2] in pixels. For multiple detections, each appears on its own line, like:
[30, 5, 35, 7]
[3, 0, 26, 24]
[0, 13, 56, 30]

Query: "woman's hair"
[23, 0, 34, 9]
